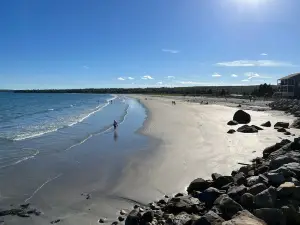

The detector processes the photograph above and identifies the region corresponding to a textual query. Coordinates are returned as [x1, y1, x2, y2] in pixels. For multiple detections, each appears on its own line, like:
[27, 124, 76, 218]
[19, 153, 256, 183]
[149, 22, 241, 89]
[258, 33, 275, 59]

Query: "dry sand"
[110, 95, 300, 205]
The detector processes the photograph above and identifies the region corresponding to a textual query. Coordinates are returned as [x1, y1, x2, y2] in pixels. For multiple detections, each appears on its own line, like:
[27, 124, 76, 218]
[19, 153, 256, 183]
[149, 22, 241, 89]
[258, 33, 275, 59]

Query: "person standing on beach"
[113, 120, 118, 129]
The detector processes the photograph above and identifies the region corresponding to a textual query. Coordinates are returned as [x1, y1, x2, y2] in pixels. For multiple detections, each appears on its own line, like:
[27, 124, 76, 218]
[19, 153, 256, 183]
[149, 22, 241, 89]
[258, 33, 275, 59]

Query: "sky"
[1, 0, 300, 89]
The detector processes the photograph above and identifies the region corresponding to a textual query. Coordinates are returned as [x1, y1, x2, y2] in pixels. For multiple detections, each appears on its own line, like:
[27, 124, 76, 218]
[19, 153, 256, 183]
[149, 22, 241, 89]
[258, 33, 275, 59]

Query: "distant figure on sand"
[113, 120, 118, 129]
[172, 101, 176, 105]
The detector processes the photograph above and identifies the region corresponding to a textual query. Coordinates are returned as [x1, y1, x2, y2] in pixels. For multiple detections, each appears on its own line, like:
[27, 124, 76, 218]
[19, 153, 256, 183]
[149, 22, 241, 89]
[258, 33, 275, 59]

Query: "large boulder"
[262, 139, 291, 158]
[227, 120, 238, 126]
[233, 110, 251, 124]
[261, 121, 271, 127]
[240, 193, 254, 210]
[125, 210, 141, 225]
[164, 195, 201, 214]
[254, 187, 277, 208]
[246, 176, 261, 187]
[266, 173, 285, 186]
[233, 172, 246, 185]
[227, 185, 247, 202]
[173, 212, 193, 225]
[291, 118, 300, 129]
[274, 122, 289, 129]
[277, 162, 300, 178]
[247, 183, 268, 196]
[198, 187, 224, 207]
[141, 211, 154, 223]
[254, 208, 286, 225]
[212, 176, 234, 189]
[222, 210, 267, 225]
[281, 205, 300, 225]
[270, 155, 299, 170]
[237, 125, 258, 133]
[187, 178, 210, 194]
[193, 211, 225, 225]
[277, 182, 296, 197]
[213, 194, 243, 220]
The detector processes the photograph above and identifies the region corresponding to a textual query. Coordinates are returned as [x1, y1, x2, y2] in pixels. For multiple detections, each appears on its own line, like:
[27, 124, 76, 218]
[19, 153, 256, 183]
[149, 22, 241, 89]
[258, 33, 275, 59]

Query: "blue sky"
[1, 0, 300, 89]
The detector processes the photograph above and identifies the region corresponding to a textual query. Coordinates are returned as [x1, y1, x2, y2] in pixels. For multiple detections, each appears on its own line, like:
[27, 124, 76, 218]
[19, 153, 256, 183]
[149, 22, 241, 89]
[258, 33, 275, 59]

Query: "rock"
[227, 129, 236, 134]
[198, 187, 224, 207]
[118, 216, 125, 222]
[51, 219, 61, 224]
[20, 203, 30, 209]
[246, 176, 261, 187]
[99, 218, 106, 223]
[193, 210, 225, 225]
[261, 121, 271, 127]
[254, 208, 286, 225]
[164, 195, 201, 214]
[173, 212, 192, 225]
[270, 155, 298, 170]
[278, 162, 300, 177]
[277, 128, 287, 133]
[142, 211, 154, 222]
[158, 199, 167, 205]
[284, 131, 291, 135]
[240, 193, 254, 210]
[292, 187, 300, 200]
[277, 182, 296, 197]
[125, 210, 141, 225]
[290, 118, 300, 128]
[212, 173, 222, 181]
[281, 205, 300, 225]
[187, 178, 210, 193]
[17, 212, 30, 217]
[233, 110, 251, 124]
[274, 122, 289, 129]
[213, 194, 243, 220]
[212, 176, 234, 189]
[120, 210, 127, 215]
[254, 187, 277, 208]
[251, 125, 263, 131]
[262, 139, 291, 158]
[134, 205, 139, 209]
[227, 185, 247, 202]
[227, 120, 239, 126]
[175, 193, 185, 197]
[237, 125, 258, 133]
[112, 222, 119, 225]
[222, 210, 267, 225]
[233, 172, 246, 185]
[266, 173, 285, 185]
[247, 183, 267, 196]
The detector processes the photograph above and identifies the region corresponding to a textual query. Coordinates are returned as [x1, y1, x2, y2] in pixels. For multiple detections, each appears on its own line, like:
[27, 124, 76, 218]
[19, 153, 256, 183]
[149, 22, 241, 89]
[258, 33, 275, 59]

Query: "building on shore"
[275, 72, 300, 98]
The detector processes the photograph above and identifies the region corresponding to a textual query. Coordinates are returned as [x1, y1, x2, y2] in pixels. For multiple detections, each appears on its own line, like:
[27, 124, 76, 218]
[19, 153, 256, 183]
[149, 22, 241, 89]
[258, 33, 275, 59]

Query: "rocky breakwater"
[119, 138, 300, 225]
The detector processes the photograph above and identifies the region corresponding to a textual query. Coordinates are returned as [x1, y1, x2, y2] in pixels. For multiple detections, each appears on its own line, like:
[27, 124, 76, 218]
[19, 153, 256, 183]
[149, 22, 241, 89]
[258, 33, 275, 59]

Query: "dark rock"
[120, 210, 127, 215]
[227, 129, 236, 134]
[99, 218, 106, 223]
[118, 216, 125, 222]
[237, 104, 242, 107]
[112, 222, 119, 225]
[284, 131, 291, 135]
[291, 118, 300, 129]
[254, 187, 277, 208]
[220, 182, 234, 192]
[193, 210, 225, 225]
[213, 194, 243, 220]
[248, 170, 255, 176]
[254, 208, 286, 225]
[261, 121, 271, 127]
[247, 183, 267, 195]
[158, 199, 167, 205]
[247, 176, 261, 187]
[125, 210, 141, 225]
[281, 205, 300, 225]
[240, 193, 254, 210]
[212, 173, 222, 181]
[270, 155, 298, 170]
[17, 212, 30, 217]
[164, 195, 201, 214]
[266, 172, 285, 185]
[187, 178, 210, 193]
[237, 125, 258, 133]
[20, 203, 30, 209]
[233, 172, 246, 185]
[142, 211, 154, 222]
[227, 120, 238, 126]
[198, 187, 224, 207]
[251, 125, 264, 131]
[256, 165, 269, 175]
[175, 193, 185, 197]
[278, 162, 300, 177]
[227, 185, 247, 202]
[269, 166, 296, 178]
[262, 139, 291, 158]
[274, 122, 289, 129]
[233, 110, 251, 124]
[277, 182, 296, 197]
[212, 176, 234, 189]
[173, 212, 192, 225]
[277, 128, 287, 133]
[223, 210, 267, 225]
[51, 219, 61, 224]
[134, 205, 139, 209]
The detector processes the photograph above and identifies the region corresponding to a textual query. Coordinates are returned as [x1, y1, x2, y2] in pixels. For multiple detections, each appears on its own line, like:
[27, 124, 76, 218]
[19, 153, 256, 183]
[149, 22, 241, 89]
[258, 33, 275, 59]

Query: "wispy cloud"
[83, 65, 89, 69]
[128, 77, 134, 80]
[216, 60, 294, 67]
[241, 79, 250, 82]
[157, 81, 163, 85]
[167, 76, 175, 79]
[117, 77, 125, 81]
[142, 75, 154, 80]
[212, 73, 222, 77]
[231, 74, 238, 77]
[162, 49, 179, 54]
[245, 72, 272, 79]
[260, 53, 268, 56]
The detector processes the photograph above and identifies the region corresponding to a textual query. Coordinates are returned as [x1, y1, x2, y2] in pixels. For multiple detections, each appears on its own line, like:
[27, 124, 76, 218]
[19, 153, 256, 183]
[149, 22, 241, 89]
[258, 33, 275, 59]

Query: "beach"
[1, 94, 300, 225]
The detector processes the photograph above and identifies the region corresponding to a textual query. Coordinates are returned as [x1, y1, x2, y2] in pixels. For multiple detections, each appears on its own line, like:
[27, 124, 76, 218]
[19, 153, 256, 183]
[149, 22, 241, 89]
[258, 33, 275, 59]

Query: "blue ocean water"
[0, 93, 141, 170]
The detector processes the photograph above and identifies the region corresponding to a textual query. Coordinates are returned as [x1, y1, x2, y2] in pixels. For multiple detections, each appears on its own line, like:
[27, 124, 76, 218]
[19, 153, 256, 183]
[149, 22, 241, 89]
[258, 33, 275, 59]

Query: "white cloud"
[167, 76, 175, 79]
[142, 75, 154, 80]
[260, 53, 268, 56]
[117, 77, 125, 81]
[241, 79, 250, 82]
[231, 74, 238, 77]
[157, 81, 163, 85]
[216, 60, 294, 67]
[83, 65, 89, 69]
[162, 49, 179, 54]
[244, 72, 272, 79]
[212, 73, 222, 77]
[128, 77, 134, 80]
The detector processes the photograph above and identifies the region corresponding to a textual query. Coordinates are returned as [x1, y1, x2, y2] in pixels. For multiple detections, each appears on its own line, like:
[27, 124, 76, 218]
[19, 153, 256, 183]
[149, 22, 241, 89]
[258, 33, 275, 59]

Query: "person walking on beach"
[113, 120, 118, 130]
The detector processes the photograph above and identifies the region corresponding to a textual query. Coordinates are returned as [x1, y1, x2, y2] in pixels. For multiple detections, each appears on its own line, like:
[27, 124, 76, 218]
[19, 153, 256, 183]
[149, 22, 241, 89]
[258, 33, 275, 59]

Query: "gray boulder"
[212, 176, 234, 189]
[222, 210, 267, 225]
[233, 110, 251, 124]
[278, 163, 300, 178]
[247, 176, 261, 187]
[227, 129, 236, 134]
[281, 205, 300, 225]
[240, 193, 254, 210]
[274, 122, 289, 129]
[233, 172, 246, 185]
[262, 139, 291, 158]
[213, 194, 243, 219]
[254, 187, 277, 208]
[237, 125, 258, 133]
[142, 211, 154, 223]
[164, 195, 201, 214]
[290, 118, 300, 128]
[227, 185, 247, 202]
[266, 172, 285, 185]
[247, 183, 268, 196]
[227, 120, 238, 126]
[270, 155, 299, 170]
[277, 182, 296, 197]
[261, 121, 271, 127]
[125, 210, 141, 225]
[173, 212, 193, 225]
[198, 187, 224, 207]
[193, 211, 225, 225]
[187, 178, 210, 193]
[254, 208, 286, 225]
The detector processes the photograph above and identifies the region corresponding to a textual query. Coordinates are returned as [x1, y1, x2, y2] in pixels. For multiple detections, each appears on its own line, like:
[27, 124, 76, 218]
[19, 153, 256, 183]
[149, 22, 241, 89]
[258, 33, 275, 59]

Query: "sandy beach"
[111, 95, 300, 205]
